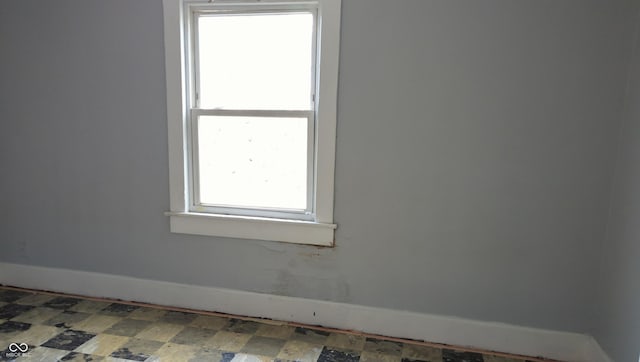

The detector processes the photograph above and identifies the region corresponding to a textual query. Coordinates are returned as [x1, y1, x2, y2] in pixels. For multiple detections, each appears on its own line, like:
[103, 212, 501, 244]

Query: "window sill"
[165, 212, 336, 246]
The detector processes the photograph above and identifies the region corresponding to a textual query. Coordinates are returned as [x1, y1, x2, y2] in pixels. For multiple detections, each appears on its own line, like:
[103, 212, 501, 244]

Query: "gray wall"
[0, 0, 635, 334]
[594, 5, 640, 361]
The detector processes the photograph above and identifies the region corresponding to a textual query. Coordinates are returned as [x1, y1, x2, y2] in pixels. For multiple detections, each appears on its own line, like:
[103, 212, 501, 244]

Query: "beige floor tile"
[149, 342, 200, 362]
[109, 337, 164, 360]
[325, 333, 366, 350]
[401, 343, 443, 360]
[0, 323, 30, 340]
[11, 307, 63, 324]
[189, 315, 229, 330]
[104, 318, 153, 337]
[223, 319, 260, 334]
[14, 294, 56, 306]
[276, 340, 323, 361]
[0, 336, 11, 351]
[254, 324, 294, 340]
[74, 334, 129, 356]
[135, 322, 185, 342]
[170, 326, 219, 346]
[69, 300, 112, 314]
[14, 325, 60, 346]
[229, 353, 272, 362]
[359, 351, 402, 362]
[160, 311, 197, 325]
[128, 307, 167, 321]
[19, 346, 69, 361]
[42, 311, 92, 328]
[207, 331, 252, 352]
[187, 347, 228, 362]
[104, 357, 138, 362]
[240, 336, 287, 357]
[61, 352, 105, 361]
[73, 314, 122, 334]
[364, 338, 403, 355]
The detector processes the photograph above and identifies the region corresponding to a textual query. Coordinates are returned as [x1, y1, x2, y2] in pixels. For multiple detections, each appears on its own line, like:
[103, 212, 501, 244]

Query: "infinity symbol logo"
[8, 343, 28, 353]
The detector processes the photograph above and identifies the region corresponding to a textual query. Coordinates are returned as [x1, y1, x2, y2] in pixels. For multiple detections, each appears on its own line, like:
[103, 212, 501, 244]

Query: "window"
[163, 0, 341, 246]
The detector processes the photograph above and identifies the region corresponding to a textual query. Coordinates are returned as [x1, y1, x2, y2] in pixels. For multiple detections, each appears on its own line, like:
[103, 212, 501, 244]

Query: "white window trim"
[162, 0, 340, 246]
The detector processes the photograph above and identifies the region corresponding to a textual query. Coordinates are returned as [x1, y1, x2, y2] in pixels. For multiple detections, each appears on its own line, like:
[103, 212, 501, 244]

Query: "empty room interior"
[2, 0, 640, 361]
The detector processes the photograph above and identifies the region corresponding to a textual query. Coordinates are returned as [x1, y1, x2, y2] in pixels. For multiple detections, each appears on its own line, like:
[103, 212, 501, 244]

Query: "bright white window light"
[197, 13, 314, 110]
[193, 11, 315, 215]
[197, 115, 308, 210]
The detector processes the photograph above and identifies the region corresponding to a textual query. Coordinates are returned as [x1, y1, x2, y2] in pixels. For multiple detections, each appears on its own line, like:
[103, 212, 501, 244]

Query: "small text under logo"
[3, 343, 29, 358]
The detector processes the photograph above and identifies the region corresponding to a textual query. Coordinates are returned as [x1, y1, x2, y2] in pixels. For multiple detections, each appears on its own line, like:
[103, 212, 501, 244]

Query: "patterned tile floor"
[0, 287, 548, 362]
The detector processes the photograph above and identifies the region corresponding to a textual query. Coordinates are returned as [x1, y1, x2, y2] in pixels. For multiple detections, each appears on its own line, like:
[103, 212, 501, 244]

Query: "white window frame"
[162, 0, 340, 246]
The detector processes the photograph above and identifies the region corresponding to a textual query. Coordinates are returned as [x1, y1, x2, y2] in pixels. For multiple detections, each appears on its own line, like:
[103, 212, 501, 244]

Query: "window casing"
[163, 0, 340, 246]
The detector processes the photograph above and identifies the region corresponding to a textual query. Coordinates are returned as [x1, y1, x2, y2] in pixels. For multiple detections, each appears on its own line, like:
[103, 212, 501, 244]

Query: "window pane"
[197, 116, 308, 210]
[198, 13, 314, 110]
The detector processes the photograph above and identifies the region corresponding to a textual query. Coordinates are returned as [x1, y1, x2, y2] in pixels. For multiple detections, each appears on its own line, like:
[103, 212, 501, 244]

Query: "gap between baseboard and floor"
[0, 262, 611, 362]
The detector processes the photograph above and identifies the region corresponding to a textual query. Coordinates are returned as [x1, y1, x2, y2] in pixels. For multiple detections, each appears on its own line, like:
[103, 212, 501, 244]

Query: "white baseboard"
[0, 262, 607, 362]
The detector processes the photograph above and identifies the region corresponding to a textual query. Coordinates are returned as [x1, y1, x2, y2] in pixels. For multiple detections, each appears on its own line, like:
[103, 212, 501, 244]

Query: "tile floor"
[0, 287, 548, 362]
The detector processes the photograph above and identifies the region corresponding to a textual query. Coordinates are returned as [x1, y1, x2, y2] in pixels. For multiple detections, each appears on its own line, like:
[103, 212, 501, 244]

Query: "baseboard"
[0, 262, 601, 361]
